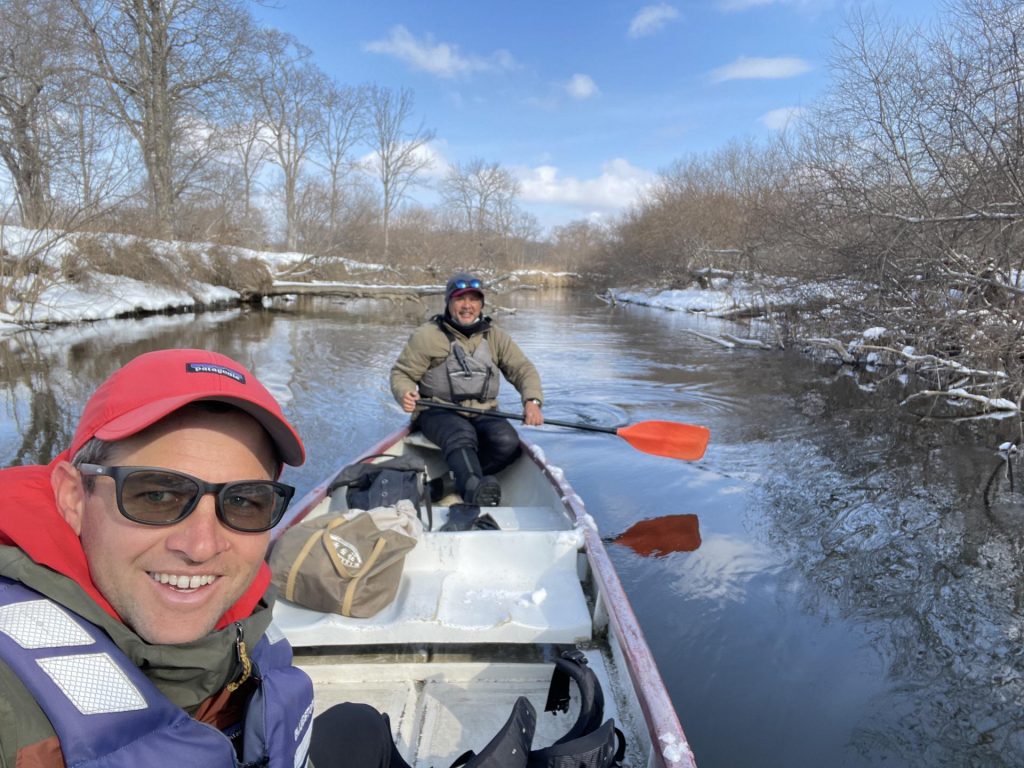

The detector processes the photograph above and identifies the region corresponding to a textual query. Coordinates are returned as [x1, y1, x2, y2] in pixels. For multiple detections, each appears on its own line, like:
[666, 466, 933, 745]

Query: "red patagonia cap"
[69, 349, 305, 466]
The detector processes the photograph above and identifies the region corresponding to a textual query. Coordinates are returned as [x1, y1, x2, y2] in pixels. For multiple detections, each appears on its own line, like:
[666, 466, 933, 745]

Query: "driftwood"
[901, 388, 1020, 420]
[685, 329, 735, 349]
[802, 337, 857, 364]
[902, 389, 1018, 412]
[264, 282, 439, 299]
[721, 333, 773, 350]
[686, 330, 774, 350]
[849, 343, 1009, 381]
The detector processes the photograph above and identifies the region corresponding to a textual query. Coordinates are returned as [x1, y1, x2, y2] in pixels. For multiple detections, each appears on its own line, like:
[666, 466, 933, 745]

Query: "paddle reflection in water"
[605, 514, 702, 557]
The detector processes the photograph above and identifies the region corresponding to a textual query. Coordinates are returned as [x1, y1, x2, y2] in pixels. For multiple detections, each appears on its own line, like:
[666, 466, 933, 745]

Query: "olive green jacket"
[0, 545, 272, 768]
[390, 316, 544, 411]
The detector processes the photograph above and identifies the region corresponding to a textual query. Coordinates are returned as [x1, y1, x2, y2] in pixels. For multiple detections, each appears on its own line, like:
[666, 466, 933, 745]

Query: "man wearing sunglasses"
[0, 349, 322, 767]
[391, 271, 544, 506]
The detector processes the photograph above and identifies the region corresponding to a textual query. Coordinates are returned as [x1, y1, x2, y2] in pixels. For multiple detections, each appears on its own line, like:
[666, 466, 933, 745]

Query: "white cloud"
[364, 26, 516, 78]
[516, 158, 655, 211]
[717, 0, 778, 9]
[717, 0, 820, 9]
[712, 56, 811, 82]
[628, 4, 681, 38]
[759, 106, 806, 131]
[565, 74, 599, 100]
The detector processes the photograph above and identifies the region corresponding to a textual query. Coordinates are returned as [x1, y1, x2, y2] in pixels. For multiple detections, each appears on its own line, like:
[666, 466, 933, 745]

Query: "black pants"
[415, 408, 521, 476]
[310, 703, 411, 768]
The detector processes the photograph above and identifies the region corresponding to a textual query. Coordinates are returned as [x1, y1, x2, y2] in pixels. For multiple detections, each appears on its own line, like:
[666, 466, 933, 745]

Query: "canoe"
[270, 426, 698, 768]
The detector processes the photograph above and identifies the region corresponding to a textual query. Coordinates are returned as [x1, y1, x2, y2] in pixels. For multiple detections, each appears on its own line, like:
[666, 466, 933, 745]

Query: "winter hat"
[445, 272, 485, 304]
[70, 348, 305, 466]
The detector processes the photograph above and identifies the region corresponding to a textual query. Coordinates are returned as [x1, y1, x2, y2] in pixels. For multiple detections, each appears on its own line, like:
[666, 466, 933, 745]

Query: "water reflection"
[751, 368, 1024, 766]
[610, 513, 702, 556]
[665, 533, 780, 602]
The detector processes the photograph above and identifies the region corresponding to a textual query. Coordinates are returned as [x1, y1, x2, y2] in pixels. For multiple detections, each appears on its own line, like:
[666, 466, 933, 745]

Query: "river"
[2, 290, 1022, 767]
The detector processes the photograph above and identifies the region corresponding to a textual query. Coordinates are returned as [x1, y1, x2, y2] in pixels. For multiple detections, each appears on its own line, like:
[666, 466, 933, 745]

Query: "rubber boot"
[447, 448, 502, 506]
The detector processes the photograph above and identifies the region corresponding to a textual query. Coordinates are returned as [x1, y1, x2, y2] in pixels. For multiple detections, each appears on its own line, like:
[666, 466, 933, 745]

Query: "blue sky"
[258, 0, 939, 233]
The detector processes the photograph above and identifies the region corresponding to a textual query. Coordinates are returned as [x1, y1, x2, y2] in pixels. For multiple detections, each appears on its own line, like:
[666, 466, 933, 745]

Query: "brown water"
[2, 291, 1023, 767]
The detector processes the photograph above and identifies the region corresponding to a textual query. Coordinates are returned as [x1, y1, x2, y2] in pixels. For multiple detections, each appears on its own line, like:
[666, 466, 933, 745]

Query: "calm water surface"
[2, 291, 1023, 767]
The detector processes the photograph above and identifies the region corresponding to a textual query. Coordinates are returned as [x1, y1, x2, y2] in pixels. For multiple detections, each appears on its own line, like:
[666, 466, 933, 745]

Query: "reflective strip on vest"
[0, 577, 313, 768]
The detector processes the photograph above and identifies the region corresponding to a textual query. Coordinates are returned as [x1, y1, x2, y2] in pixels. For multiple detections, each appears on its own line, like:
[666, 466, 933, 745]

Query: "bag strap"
[318, 518, 390, 617]
[339, 537, 387, 617]
[284, 525, 330, 603]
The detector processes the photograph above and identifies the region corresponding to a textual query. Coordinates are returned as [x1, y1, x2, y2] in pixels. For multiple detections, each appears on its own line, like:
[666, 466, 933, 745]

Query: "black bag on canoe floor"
[450, 649, 627, 768]
[328, 453, 433, 531]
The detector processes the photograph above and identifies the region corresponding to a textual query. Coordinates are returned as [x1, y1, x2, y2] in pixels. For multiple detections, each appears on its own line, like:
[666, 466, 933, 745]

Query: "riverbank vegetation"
[1, 0, 1021, 411]
[593, 1, 1024, 411]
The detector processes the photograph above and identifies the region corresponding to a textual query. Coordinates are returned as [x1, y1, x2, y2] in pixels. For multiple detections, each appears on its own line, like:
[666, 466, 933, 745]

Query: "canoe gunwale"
[521, 445, 697, 768]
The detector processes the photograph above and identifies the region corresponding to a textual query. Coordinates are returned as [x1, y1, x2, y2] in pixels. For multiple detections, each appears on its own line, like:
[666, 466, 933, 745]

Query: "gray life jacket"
[419, 321, 501, 404]
[0, 576, 314, 768]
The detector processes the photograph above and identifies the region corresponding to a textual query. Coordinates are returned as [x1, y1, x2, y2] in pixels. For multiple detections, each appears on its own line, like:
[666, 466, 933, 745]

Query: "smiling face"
[448, 291, 484, 325]
[55, 406, 277, 645]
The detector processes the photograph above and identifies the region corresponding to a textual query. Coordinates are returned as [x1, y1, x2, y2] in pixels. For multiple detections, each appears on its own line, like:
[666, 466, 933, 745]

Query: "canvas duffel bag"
[270, 501, 421, 618]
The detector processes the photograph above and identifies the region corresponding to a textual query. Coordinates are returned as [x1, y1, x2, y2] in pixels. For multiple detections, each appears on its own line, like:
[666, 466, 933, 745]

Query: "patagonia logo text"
[185, 362, 246, 384]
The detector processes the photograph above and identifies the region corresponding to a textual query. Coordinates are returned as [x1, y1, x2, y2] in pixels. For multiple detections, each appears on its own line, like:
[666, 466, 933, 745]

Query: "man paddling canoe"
[390, 272, 544, 506]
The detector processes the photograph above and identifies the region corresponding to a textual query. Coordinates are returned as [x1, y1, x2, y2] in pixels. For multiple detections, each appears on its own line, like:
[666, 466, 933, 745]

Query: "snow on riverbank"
[0, 225, 576, 336]
[610, 276, 857, 317]
[609, 282, 1022, 422]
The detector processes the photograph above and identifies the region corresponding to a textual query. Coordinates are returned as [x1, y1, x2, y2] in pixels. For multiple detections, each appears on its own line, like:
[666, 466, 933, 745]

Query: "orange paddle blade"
[616, 421, 710, 461]
[614, 514, 702, 557]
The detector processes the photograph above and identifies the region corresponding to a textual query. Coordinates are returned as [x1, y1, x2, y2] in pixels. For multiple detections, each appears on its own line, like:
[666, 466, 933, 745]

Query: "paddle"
[603, 514, 702, 557]
[418, 400, 710, 461]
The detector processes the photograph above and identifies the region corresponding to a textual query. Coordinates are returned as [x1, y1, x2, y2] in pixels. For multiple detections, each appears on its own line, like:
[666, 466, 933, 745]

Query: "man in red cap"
[0, 349, 318, 767]
[391, 272, 544, 507]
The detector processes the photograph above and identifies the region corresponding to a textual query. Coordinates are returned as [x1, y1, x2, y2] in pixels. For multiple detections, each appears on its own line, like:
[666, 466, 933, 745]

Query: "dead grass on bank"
[66, 235, 273, 297]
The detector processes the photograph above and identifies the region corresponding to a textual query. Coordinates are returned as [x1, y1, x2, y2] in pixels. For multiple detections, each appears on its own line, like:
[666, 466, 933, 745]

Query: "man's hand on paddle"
[402, 391, 420, 413]
[523, 400, 544, 427]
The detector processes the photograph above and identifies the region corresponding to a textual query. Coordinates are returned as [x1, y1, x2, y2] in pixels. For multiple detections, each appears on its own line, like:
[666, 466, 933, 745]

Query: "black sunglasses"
[453, 278, 482, 290]
[77, 463, 295, 533]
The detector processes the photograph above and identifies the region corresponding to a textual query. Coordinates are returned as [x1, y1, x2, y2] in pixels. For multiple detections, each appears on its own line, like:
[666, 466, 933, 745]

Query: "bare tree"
[0, 0, 69, 227]
[252, 30, 325, 252]
[440, 158, 523, 263]
[69, 0, 256, 238]
[440, 158, 520, 233]
[315, 81, 368, 236]
[224, 110, 271, 225]
[551, 219, 610, 273]
[56, 80, 137, 220]
[366, 85, 435, 261]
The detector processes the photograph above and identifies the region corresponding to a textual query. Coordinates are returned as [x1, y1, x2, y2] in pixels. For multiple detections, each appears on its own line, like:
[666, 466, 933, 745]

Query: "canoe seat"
[273, 526, 591, 648]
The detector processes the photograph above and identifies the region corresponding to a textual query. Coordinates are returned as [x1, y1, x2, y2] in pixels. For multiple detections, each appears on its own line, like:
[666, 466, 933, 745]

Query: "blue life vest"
[0, 577, 313, 768]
